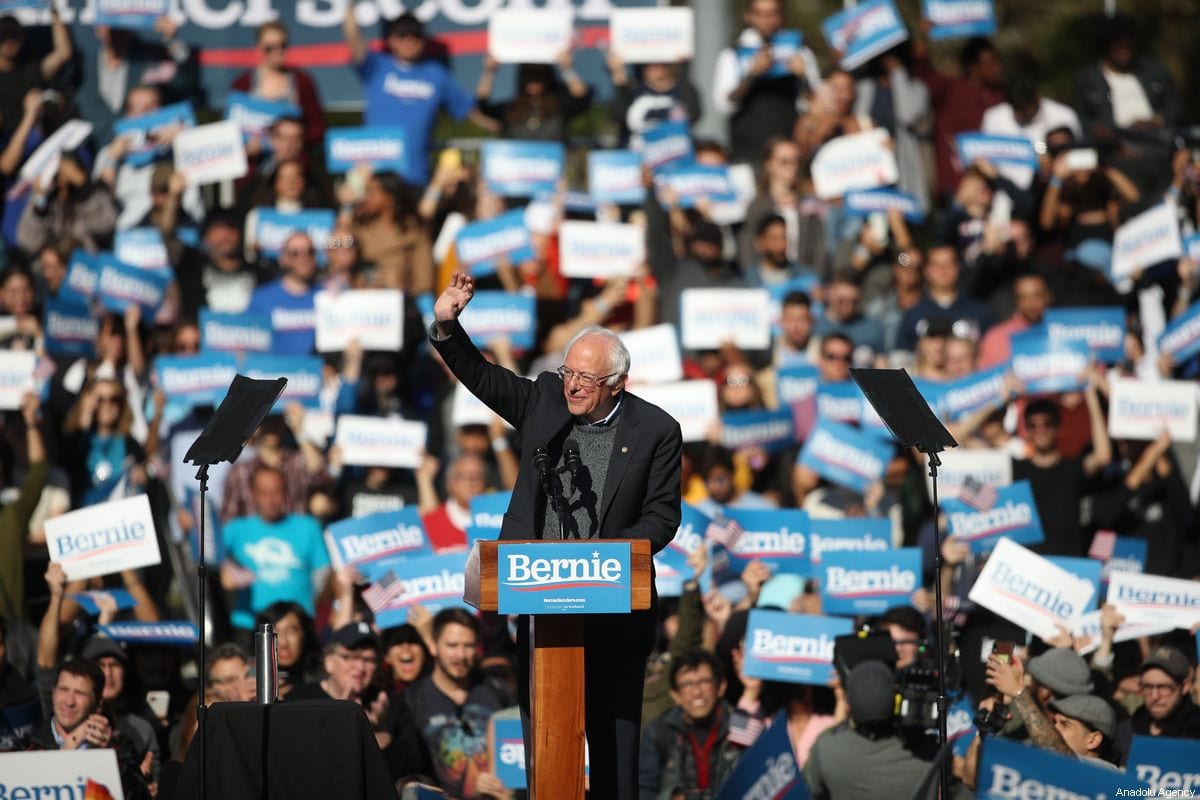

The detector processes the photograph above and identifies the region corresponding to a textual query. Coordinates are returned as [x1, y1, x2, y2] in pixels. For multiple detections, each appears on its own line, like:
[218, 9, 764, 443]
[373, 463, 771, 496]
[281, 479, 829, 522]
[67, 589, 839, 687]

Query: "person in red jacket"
[230, 21, 326, 159]
[418, 453, 488, 552]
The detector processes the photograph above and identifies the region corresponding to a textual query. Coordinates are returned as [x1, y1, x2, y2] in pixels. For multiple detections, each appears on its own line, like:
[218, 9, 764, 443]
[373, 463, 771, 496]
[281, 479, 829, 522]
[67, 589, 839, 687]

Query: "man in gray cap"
[985, 646, 1094, 757]
[1132, 646, 1200, 739]
[1048, 695, 1119, 767]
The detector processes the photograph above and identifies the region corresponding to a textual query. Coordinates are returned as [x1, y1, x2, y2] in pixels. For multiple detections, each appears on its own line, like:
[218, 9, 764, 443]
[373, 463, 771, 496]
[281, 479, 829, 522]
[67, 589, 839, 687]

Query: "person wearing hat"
[1132, 646, 1200, 739]
[984, 646, 1093, 757]
[1048, 694, 1120, 767]
[81, 635, 160, 778]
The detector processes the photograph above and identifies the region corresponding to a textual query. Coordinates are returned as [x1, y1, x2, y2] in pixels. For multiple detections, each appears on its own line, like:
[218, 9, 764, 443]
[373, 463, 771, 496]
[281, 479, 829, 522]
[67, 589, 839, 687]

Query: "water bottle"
[254, 622, 278, 704]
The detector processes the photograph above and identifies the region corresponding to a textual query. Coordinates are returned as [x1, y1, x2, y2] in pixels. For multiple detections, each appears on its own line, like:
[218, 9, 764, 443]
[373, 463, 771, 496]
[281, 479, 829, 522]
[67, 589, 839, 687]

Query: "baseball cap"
[330, 621, 380, 652]
[1139, 646, 1190, 683]
[846, 660, 896, 726]
[1049, 694, 1115, 739]
[81, 635, 128, 662]
[1026, 648, 1093, 697]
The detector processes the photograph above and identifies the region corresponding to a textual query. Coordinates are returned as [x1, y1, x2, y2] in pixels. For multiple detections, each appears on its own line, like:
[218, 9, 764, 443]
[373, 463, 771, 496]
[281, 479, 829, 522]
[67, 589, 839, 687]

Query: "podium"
[464, 538, 651, 800]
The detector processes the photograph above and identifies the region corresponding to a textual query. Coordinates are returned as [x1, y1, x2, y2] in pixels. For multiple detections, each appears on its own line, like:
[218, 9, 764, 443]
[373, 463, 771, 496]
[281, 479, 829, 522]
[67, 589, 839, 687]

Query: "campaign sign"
[492, 717, 527, 789]
[609, 6, 694, 64]
[455, 209, 535, 276]
[955, 132, 1038, 170]
[199, 309, 274, 353]
[811, 128, 899, 200]
[1009, 329, 1089, 394]
[98, 620, 199, 646]
[45, 494, 161, 581]
[721, 409, 796, 453]
[451, 382, 509, 428]
[715, 508, 810, 579]
[1108, 377, 1198, 442]
[44, 295, 97, 357]
[736, 29, 804, 80]
[496, 541, 632, 615]
[0, 351, 35, 410]
[559, 221, 644, 279]
[64, 249, 101, 300]
[798, 419, 891, 494]
[114, 101, 195, 167]
[363, 552, 472, 629]
[325, 508, 431, 570]
[94, 0, 167, 29]
[173, 120, 248, 185]
[70, 588, 136, 617]
[1044, 307, 1125, 364]
[632, 380, 719, 443]
[255, 208, 336, 261]
[0, 750, 126, 800]
[18, 118, 91, 187]
[743, 610, 853, 685]
[225, 91, 300, 140]
[588, 150, 645, 205]
[654, 503, 710, 597]
[466, 491, 512, 546]
[335, 415, 427, 469]
[819, 547, 920, 616]
[482, 140, 565, 198]
[1107, 571, 1200, 628]
[325, 127, 408, 174]
[487, 7, 573, 64]
[923, 0, 996, 39]
[97, 255, 169, 314]
[968, 538, 1094, 640]
[1046, 556, 1102, 611]
[458, 290, 537, 351]
[154, 353, 238, 408]
[1127, 735, 1200, 796]
[808, 518, 891, 568]
[815, 380, 863, 425]
[654, 164, 738, 209]
[714, 710, 807, 800]
[929, 448, 1012, 502]
[976, 736, 1148, 800]
[1186, 234, 1200, 260]
[314, 289, 404, 352]
[943, 480, 1044, 555]
[939, 365, 1008, 422]
[1112, 203, 1182, 280]
[820, 0, 908, 71]
[1158, 300, 1200, 364]
[0, 694, 39, 753]
[680, 288, 771, 350]
[640, 120, 693, 172]
[114, 227, 170, 273]
[843, 188, 924, 222]
[619, 324, 683, 385]
[776, 363, 820, 407]
[1100, 536, 1147, 586]
[242, 354, 323, 409]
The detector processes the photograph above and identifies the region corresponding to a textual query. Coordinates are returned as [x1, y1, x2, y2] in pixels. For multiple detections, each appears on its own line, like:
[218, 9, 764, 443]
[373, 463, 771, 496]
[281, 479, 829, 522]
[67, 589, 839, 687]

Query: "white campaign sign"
[558, 221, 645, 279]
[1111, 203, 1182, 280]
[1107, 377, 1197, 442]
[19, 119, 92, 185]
[335, 415, 427, 468]
[968, 538, 1094, 640]
[488, 8, 574, 64]
[0, 750, 126, 800]
[633, 380, 719, 442]
[608, 7, 694, 63]
[450, 382, 512, 430]
[44, 494, 162, 581]
[680, 288, 771, 350]
[811, 128, 899, 200]
[619, 324, 683, 385]
[314, 289, 404, 352]
[925, 448, 1012, 502]
[173, 120, 248, 185]
[1107, 571, 1200, 628]
[0, 351, 36, 409]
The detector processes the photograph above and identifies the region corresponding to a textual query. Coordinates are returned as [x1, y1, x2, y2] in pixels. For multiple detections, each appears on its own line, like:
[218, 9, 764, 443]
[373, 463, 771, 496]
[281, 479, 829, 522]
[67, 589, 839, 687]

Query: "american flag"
[1088, 530, 1118, 561]
[727, 709, 766, 747]
[221, 559, 256, 590]
[705, 515, 744, 550]
[32, 357, 56, 395]
[957, 477, 998, 512]
[362, 571, 404, 614]
[84, 780, 115, 800]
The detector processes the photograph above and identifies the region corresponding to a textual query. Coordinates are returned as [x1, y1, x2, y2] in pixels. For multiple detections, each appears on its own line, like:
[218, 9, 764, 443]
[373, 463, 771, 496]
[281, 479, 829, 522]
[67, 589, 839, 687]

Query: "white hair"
[563, 326, 630, 386]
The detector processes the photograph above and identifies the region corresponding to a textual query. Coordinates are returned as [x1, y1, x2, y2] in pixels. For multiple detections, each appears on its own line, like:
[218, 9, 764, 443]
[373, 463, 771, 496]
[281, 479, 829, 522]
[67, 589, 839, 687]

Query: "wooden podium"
[464, 539, 651, 800]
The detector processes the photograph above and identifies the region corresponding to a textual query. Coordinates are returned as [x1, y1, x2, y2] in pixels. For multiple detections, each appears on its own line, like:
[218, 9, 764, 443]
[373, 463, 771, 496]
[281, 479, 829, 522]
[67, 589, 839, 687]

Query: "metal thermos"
[254, 622, 278, 704]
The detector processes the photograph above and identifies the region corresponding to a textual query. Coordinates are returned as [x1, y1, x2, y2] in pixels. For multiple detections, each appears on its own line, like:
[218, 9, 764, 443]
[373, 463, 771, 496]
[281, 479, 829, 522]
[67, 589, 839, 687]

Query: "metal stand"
[925, 451, 950, 800]
[195, 464, 209, 800]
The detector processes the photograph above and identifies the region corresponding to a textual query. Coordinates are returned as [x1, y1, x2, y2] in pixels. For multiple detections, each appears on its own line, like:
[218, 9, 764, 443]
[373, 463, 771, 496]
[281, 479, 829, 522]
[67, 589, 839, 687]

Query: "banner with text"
[968, 538, 1094, 640]
[45, 494, 161, 581]
[743, 610, 854, 685]
[335, 416, 428, 469]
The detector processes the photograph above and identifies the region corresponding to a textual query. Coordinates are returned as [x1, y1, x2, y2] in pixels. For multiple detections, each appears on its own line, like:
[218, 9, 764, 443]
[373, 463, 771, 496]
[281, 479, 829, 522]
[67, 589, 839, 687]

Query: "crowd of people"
[0, 0, 1198, 798]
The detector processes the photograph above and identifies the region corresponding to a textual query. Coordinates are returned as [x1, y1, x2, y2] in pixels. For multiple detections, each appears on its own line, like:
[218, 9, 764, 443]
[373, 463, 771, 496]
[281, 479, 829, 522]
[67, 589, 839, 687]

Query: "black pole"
[196, 464, 209, 800]
[926, 451, 950, 800]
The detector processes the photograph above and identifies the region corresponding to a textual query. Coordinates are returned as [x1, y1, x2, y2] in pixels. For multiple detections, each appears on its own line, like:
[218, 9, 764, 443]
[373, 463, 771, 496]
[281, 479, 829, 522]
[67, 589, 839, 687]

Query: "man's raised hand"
[434, 272, 475, 326]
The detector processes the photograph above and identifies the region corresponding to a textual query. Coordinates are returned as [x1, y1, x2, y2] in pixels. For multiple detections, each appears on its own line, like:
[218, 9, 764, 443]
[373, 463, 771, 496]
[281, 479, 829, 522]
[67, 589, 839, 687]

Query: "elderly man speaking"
[429, 272, 682, 800]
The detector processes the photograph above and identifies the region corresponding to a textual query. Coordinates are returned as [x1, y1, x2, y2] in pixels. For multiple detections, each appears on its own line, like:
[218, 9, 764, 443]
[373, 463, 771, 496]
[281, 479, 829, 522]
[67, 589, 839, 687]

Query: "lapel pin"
[621, 446, 629, 453]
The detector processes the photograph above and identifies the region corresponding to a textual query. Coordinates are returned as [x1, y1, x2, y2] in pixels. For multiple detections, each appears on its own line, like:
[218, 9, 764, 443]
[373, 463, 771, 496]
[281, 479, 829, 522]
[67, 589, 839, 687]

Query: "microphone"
[563, 439, 581, 494]
[533, 448, 553, 488]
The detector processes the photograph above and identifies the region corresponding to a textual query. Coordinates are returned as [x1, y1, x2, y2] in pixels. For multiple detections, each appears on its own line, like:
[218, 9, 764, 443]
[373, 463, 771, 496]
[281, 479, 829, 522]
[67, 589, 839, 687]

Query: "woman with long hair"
[254, 601, 322, 696]
[340, 171, 434, 294]
[61, 376, 145, 506]
[474, 52, 591, 142]
[230, 21, 326, 157]
[738, 137, 826, 274]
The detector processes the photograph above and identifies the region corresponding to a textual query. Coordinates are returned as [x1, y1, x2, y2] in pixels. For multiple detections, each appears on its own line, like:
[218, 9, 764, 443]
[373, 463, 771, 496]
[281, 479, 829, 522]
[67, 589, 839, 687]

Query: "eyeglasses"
[557, 365, 618, 390]
[675, 677, 716, 692]
[284, 248, 315, 258]
[1140, 681, 1180, 695]
[725, 374, 751, 388]
[822, 352, 852, 363]
[333, 651, 378, 667]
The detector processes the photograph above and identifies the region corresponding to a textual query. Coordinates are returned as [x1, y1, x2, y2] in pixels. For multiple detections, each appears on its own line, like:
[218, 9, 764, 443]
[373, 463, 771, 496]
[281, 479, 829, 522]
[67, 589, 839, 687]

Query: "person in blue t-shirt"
[221, 465, 330, 632]
[343, 12, 487, 185]
[247, 231, 317, 355]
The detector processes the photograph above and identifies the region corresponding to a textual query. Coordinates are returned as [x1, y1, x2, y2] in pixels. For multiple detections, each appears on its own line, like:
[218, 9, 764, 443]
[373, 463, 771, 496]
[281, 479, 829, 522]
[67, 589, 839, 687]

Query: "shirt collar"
[577, 393, 624, 427]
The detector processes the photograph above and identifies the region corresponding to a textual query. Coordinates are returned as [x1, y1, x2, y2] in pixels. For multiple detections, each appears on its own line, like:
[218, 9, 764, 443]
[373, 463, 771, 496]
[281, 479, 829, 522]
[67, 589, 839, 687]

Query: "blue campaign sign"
[714, 508, 810, 581]
[977, 737, 1148, 800]
[255, 208, 337, 263]
[820, 547, 921, 616]
[1100, 536, 1147, 585]
[1046, 556, 1102, 611]
[97, 255, 169, 314]
[1010, 328, 1090, 395]
[455, 209, 535, 277]
[820, 0, 909, 71]
[923, 0, 997, 40]
[458, 291, 537, 350]
[43, 295, 97, 358]
[736, 29, 805, 80]
[588, 150, 645, 205]
[798, 419, 892, 495]
[114, 227, 170, 274]
[466, 491, 512, 545]
[947, 694, 979, 758]
[942, 479, 1044, 554]
[113, 101, 196, 167]
[1127, 735, 1200, 796]
[640, 120, 693, 172]
[242, 354, 324, 409]
[326, 508, 432, 571]
[721, 409, 796, 453]
[808, 517, 891, 569]
[814, 380, 862, 425]
[70, 589, 136, 617]
[776, 363, 820, 407]
[714, 710, 809, 800]
[64, 250, 100, 301]
[482, 140, 565, 198]
[93, 0, 169, 29]
[98, 621, 200, 646]
[199, 310, 274, 353]
[1045, 307, 1125, 364]
[325, 127, 408, 174]
[955, 132, 1039, 170]
[154, 353, 239, 408]
[226, 91, 301, 140]
[912, 377, 947, 419]
[496, 541, 632, 615]
[493, 717, 527, 789]
[940, 365, 1009, 422]
[360, 552, 470, 630]
[844, 188, 925, 222]
[654, 164, 737, 209]
[654, 503, 711, 597]
[1158, 300, 1200, 364]
[1185, 234, 1200, 260]
[743, 610, 853, 685]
